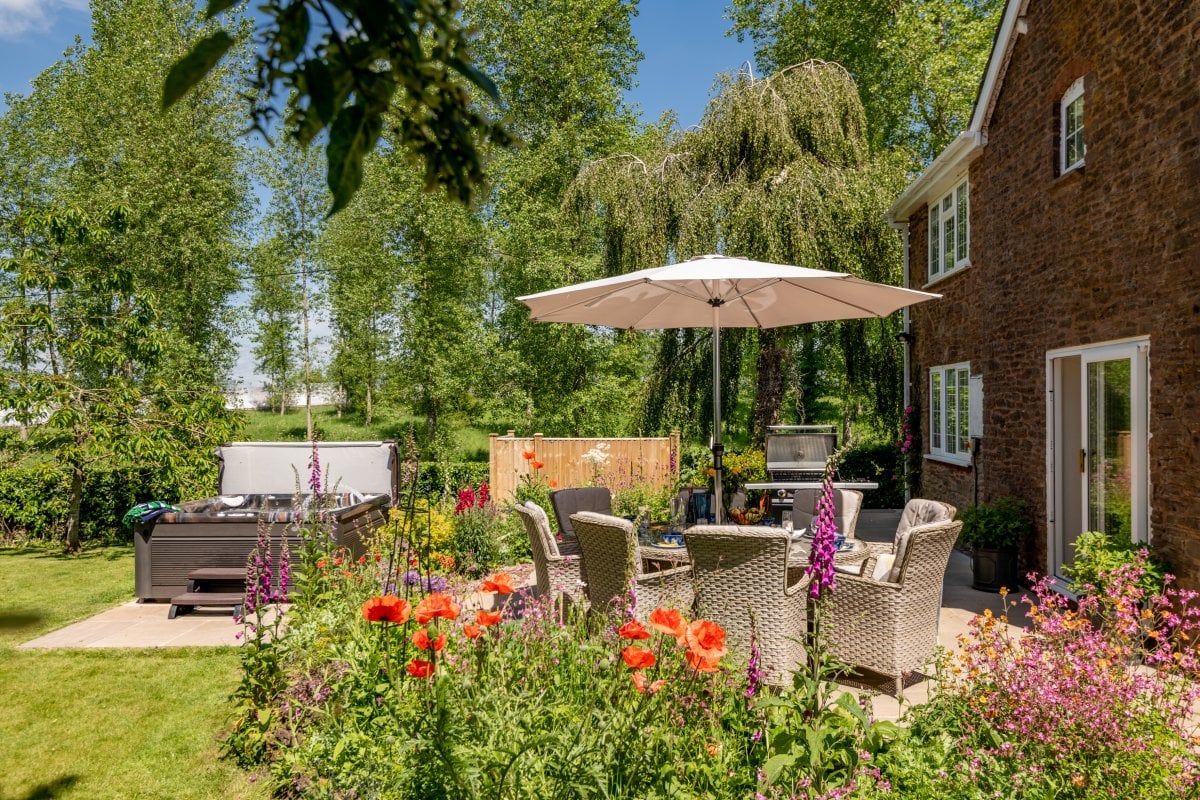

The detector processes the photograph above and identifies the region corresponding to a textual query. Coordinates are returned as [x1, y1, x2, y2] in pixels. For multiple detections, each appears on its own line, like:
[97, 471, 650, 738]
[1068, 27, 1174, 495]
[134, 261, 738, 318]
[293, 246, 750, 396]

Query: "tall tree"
[246, 236, 302, 415]
[0, 207, 239, 550]
[466, 0, 651, 436]
[253, 139, 328, 437]
[321, 156, 405, 426]
[567, 63, 908, 444]
[16, 0, 252, 382]
[729, 0, 1003, 162]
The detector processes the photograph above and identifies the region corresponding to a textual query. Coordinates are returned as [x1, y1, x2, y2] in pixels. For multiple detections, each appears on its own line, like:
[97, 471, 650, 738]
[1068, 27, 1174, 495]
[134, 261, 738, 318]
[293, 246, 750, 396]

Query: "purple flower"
[745, 635, 763, 701]
[805, 473, 838, 599]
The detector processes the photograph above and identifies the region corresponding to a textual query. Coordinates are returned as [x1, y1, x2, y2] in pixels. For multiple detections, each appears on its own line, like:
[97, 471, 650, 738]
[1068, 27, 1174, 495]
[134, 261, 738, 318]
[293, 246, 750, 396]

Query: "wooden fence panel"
[489, 431, 681, 504]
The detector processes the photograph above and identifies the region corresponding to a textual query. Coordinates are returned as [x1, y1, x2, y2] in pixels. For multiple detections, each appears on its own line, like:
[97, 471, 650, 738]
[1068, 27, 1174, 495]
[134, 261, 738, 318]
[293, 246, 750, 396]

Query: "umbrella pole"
[711, 301, 724, 524]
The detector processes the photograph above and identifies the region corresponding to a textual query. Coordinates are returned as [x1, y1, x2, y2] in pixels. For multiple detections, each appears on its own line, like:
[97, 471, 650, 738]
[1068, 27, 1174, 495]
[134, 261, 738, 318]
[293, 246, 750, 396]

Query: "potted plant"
[957, 496, 1031, 592]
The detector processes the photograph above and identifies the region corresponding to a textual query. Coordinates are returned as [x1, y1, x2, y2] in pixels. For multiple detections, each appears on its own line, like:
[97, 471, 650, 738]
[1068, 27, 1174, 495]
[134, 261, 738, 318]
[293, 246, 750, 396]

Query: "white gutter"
[887, 131, 986, 223]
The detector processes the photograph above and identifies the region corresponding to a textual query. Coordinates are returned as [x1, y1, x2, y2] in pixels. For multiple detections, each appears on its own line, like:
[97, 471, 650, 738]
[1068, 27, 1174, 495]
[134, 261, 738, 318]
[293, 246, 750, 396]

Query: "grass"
[0, 546, 267, 800]
[237, 404, 494, 460]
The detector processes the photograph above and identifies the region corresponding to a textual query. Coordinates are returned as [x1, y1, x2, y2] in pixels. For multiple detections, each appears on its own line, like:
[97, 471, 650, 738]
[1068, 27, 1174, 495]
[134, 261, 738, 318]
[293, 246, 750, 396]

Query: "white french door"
[1047, 339, 1149, 580]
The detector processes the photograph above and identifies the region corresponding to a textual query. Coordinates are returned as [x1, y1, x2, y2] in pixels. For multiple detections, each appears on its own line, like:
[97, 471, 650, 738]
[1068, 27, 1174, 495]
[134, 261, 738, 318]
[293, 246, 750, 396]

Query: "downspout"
[888, 216, 913, 503]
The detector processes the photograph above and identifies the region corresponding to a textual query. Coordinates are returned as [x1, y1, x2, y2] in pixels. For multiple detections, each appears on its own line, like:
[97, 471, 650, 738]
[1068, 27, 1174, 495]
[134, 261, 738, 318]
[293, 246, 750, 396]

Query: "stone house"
[886, 0, 1200, 588]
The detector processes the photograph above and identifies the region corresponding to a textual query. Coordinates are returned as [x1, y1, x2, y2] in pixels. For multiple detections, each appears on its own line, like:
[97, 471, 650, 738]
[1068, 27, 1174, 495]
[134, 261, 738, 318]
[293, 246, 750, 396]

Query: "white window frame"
[1060, 77, 1085, 174]
[927, 177, 970, 282]
[929, 362, 972, 465]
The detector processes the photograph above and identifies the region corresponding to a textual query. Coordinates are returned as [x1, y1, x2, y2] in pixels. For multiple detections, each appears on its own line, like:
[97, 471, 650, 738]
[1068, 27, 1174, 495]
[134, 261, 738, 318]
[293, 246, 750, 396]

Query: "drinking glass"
[782, 511, 793, 533]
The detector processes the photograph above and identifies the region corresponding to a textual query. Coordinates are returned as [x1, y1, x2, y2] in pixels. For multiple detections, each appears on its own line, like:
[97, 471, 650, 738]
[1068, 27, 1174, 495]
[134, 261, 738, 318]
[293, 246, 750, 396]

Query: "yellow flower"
[707, 468, 715, 477]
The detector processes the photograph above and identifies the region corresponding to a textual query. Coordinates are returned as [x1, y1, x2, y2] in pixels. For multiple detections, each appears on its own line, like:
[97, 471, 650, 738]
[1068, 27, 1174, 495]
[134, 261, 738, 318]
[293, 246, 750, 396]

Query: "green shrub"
[956, 496, 1032, 550]
[413, 461, 490, 501]
[0, 461, 215, 544]
[838, 441, 904, 509]
[1064, 530, 1168, 596]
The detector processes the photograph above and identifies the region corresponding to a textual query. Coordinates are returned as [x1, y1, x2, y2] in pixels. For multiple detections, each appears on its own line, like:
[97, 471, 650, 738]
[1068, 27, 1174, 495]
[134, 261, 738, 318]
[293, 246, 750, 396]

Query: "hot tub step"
[168, 592, 244, 619]
[186, 567, 247, 592]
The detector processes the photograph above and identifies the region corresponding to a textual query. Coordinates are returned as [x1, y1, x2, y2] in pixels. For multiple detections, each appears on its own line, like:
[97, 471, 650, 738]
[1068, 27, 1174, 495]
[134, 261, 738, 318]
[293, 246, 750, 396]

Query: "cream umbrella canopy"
[517, 255, 940, 521]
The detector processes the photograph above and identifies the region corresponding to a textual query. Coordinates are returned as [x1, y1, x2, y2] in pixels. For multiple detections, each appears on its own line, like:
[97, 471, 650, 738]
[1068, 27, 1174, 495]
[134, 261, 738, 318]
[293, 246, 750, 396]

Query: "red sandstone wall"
[908, 0, 1200, 584]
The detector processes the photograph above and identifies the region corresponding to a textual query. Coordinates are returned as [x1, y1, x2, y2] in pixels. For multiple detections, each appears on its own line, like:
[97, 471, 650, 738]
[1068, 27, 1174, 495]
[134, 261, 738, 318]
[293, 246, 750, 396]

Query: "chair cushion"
[550, 488, 612, 538]
[872, 553, 897, 582]
[524, 501, 560, 557]
[897, 498, 954, 537]
[887, 531, 911, 584]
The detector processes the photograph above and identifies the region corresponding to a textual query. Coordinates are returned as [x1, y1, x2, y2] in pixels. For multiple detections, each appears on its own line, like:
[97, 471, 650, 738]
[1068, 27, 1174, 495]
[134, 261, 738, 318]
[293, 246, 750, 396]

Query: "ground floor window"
[929, 362, 970, 464]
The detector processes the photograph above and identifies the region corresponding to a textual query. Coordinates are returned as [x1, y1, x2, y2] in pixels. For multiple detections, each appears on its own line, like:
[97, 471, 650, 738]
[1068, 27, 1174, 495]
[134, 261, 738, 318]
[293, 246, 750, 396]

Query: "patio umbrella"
[517, 254, 940, 521]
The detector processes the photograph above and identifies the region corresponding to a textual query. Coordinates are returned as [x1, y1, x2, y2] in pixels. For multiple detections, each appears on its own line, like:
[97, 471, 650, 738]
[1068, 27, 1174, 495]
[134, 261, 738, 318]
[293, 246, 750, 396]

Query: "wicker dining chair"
[790, 488, 864, 539]
[513, 502, 586, 611]
[684, 525, 811, 687]
[826, 519, 963, 698]
[550, 487, 612, 544]
[856, 498, 958, 580]
[570, 511, 693, 621]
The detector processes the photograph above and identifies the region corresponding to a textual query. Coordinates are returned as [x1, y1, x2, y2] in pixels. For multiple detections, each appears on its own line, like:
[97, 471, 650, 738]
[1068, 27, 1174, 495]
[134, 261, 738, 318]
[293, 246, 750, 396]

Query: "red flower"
[415, 592, 461, 624]
[531, 460, 545, 470]
[685, 619, 727, 660]
[361, 595, 411, 624]
[632, 670, 667, 694]
[481, 573, 516, 595]
[406, 659, 435, 678]
[411, 627, 447, 652]
[618, 620, 651, 640]
[463, 623, 484, 639]
[476, 609, 502, 627]
[685, 650, 721, 673]
[477, 483, 490, 506]
[549, 479, 558, 489]
[622, 645, 656, 669]
[522, 450, 536, 460]
[648, 607, 687, 640]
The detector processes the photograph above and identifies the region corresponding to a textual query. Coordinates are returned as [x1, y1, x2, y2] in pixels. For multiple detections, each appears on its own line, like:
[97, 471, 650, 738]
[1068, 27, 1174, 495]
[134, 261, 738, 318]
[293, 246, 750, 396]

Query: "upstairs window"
[930, 362, 971, 464]
[928, 178, 969, 281]
[1061, 77, 1085, 173]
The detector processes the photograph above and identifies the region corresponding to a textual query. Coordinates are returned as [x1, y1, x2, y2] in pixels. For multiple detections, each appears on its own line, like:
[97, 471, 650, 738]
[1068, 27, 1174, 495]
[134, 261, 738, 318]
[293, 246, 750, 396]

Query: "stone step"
[168, 592, 244, 620]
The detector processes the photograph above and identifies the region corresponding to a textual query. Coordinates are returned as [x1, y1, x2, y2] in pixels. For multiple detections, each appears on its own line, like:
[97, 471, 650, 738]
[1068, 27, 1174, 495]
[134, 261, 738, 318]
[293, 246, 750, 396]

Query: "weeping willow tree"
[566, 62, 908, 446]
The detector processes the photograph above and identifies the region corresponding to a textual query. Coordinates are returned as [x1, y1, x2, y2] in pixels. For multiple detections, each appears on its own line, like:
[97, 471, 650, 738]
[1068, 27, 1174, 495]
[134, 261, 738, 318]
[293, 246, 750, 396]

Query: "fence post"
[489, 432, 498, 500]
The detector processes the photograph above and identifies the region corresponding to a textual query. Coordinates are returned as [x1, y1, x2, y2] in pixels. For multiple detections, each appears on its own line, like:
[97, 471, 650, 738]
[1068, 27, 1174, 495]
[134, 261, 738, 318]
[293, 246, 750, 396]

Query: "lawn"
[0, 546, 265, 800]
[238, 404, 494, 460]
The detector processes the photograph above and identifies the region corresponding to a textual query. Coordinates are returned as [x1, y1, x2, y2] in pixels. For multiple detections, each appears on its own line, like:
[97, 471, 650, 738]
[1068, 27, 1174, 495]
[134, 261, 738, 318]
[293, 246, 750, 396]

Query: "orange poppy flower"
[531, 460, 545, 470]
[361, 595, 411, 624]
[648, 607, 687, 640]
[476, 609, 503, 626]
[415, 592, 461, 624]
[522, 450, 536, 460]
[618, 620, 651, 640]
[621, 645, 656, 669]
[549, 479, 558, 488]
[406, 659, 435, 678]
[685, 619, 727, 660]
[631, 670, 667, 694]
[411, 627, 447, 652]
[481, 573, 516, 595]
[463, 623, 484, 639]
[685, 650, 721, 673]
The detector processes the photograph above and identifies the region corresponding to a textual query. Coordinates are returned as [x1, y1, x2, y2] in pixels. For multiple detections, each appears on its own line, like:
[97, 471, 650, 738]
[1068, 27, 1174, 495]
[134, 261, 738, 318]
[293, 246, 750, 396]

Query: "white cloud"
[0, 0, 88, 40]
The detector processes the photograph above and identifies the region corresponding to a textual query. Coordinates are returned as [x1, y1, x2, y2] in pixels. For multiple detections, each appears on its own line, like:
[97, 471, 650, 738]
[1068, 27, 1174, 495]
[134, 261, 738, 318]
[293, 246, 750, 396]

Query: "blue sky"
[0, 1, 755, 389]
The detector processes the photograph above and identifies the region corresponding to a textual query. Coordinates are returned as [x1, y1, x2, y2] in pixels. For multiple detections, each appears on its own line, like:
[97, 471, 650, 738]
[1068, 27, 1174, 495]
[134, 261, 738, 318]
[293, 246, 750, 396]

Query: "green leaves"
[326, 103, 383, 215]
[161, 31, 234, 109]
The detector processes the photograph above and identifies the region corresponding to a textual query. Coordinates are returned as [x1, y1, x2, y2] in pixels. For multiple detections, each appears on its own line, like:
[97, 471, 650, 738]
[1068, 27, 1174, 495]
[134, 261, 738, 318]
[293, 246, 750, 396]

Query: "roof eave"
[886, 131, 986, 223]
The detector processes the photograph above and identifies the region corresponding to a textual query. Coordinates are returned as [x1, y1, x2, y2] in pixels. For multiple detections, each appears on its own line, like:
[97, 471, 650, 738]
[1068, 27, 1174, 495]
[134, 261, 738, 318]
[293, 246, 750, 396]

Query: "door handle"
[1079, 449, 1086, 473]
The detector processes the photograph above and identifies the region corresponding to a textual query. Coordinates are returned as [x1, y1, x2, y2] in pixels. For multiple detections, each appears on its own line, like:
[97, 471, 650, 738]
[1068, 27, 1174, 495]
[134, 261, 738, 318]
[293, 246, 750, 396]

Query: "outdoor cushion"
[872, 553, 897, 582]
[887, 530, 912, 584]
[897, 498, 956, 537]
[550, 488, 612, 539]
[524, 501, 561, 557]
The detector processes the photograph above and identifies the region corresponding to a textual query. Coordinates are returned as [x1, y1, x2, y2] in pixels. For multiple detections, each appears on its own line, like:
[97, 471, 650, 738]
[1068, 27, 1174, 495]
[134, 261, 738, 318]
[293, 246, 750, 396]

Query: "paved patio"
[18, 509, 1028, 717]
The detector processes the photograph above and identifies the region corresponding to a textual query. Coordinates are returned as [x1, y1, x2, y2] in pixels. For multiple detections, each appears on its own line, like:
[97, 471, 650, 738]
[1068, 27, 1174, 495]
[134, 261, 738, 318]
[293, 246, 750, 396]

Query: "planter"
[971, 546, 1021, 593]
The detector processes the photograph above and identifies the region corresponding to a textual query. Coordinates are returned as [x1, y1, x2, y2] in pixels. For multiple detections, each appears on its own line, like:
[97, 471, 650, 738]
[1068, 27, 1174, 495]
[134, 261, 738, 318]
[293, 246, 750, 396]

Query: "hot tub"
[134, 441, 398, 601]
